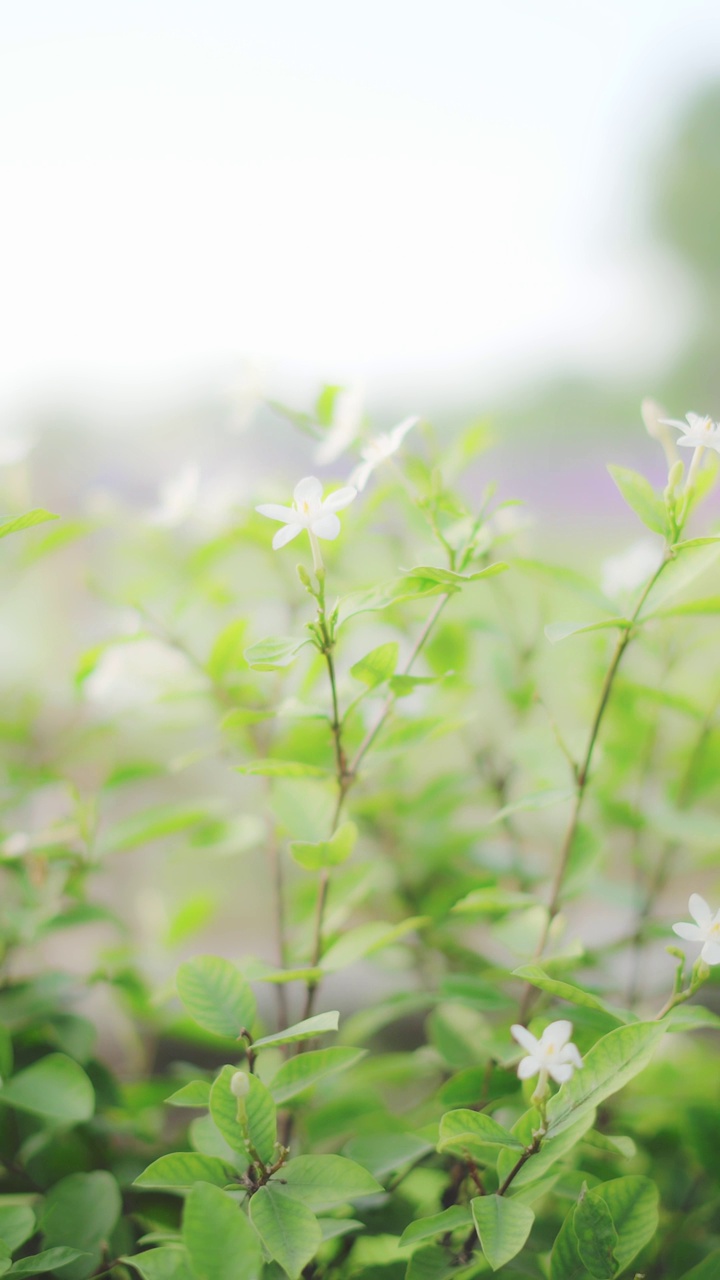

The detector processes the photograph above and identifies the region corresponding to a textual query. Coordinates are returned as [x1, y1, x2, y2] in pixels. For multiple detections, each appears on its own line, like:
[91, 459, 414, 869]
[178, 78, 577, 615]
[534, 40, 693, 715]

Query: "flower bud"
[230, 1070, 250, 1099]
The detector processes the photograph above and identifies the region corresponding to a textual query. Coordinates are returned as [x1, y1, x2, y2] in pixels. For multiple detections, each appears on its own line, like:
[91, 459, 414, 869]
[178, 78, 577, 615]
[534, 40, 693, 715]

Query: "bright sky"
[2, 0, 720, 414]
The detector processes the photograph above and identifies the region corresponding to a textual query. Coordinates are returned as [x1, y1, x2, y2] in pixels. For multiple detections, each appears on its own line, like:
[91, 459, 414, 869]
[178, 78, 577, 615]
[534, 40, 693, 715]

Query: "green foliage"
[471, 1195, 535, 1271]
[176, 955, 257, 1039]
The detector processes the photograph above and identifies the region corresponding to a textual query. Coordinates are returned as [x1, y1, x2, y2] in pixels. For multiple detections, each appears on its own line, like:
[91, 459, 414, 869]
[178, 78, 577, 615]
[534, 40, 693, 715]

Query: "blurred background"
[2, 2, 720, 1058]
[3, 0, 720, 510]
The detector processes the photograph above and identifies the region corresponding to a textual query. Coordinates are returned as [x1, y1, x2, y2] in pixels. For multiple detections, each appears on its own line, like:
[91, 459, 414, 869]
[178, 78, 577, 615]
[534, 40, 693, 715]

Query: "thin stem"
[519, 551, 670, 1021]
[497, 1133, 543, 1195]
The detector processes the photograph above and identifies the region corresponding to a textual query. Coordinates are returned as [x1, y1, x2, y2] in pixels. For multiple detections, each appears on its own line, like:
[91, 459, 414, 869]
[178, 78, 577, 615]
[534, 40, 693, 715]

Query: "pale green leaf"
[320, 918, 428, 973]
[176, 955, 256, 1038]
[573, 1191, 617, 1278]
[399, 1206, 472, 1248]
[166, 1080, 211, 1108]
[607, 465, 668, 536]
[39, 1172, 121, 1280]
[183, 1181, 262, 1280]
[9, 1250, 90, 1277]
[350, 643, 399, 688]
[545, 618, 630, 644]
[269, 1047, 366, 1104]
[237, 760, 328, 778]
[545, 1022, 666, 1138]
[270, 1155, 382, 1210]
[210, 1065, 276, 1165]
[437, 1109, 523, 1161]
[0, 509, 59, 540]
[289, 822, 357, 871]
[134, 1153, 237, 1190]
[121, 1246, 195, 1280]
[244, 636, 311, 671]
[512, 965, 627, 1022]
[253, 1010, 339, 1050]
[249, 1184, 321, 1280]
[0, 1053, 94, 1123]
[343, 1133, 434, 1179]
[471, 1195, 534, 1271]
[0, 1205, 35, 1251]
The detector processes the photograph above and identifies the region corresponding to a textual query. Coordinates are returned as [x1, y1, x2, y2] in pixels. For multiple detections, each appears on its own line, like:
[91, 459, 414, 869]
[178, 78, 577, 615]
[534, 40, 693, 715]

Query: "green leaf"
[210, 1065, 276, 1165]
[514, 558, 616, 612]
[320, 918, 428, 972]
[680, 1251, 720, 1279]
[471, 1195, 534, 1271]
[272, 1155, 381, 1210]
[640, 543, 720, 617]
[0, 1028, 12, 1081]
[121, 1247, 196, 1280]
[237, 760, 328, 778]
[666, 1004, 720, 1032]
[608, 465, 668, 535]
[183, 1181, 262, 1280]
[134, 1153, 237, 1190]
[512, 965, 627, 1022]
[269, 1046, 366, 1104]
[166, 1080, 211, 1108]
[0, 1053, 94, 1123]
[545, 1022, 666, 1137]
[399, 1206, 472, 1248]
[176, 955, 256, 1038]
[437, 1109, 523, 1161]
[249, 1184, 322, 1280]
[573, 1191, 617, 1278]
[650, 595, 720, 618]
[451, 888, 537, 916]
[551, 1177, 658, 1280]
[0, 1204, 35, 1251]
[253, 1011, 339, 1050]
[40, 1171, 121, 1280]
[9, 1250, 90, 1277]
[221, 707, 274, 730]
[0, 509, 59, 540]
[206, 620, 248, 682]
[405, 1244, 456, 1280]
[289, 822, 358, 871]
[335, 577, 446, 628]
[496, 1110, 596, 1191]
[102, 804, 208, 853]
[343, 1133, 434, 1179]
[244, 636, 311, 671]
[401, 562, 508, 586]
[545, 618, 630, 644]
[350, 643, 399, 688]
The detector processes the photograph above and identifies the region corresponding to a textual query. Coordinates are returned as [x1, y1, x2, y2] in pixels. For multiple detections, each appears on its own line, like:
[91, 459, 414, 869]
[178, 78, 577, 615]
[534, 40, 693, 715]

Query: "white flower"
[510, 1020, 583, 1085]
[256, 476, 357, 566]
[349, 417, 420, 492]
[600, 538, 663, 599]
[661, 412, 720, 454]
[672, 893, 720, 965]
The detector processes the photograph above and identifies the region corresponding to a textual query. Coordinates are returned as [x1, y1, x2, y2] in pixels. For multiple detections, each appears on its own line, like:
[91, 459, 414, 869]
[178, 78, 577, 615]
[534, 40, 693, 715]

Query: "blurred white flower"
[661, 412, 720, 454]
[672, 893, 720, 965]
[315, 386, 364, 465]
[510, 1020, 583, 1085]
[641, 398, 677, 468]
[600, 538, 663, 599]
[349, 417, 420, 492]
[256, 476, 356, 569]
[149, 465, 201, 527]
[84, 639, 193, 710]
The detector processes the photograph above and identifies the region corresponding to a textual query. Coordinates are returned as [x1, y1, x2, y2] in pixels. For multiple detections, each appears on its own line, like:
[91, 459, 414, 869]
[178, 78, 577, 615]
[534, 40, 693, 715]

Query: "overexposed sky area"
[2, 0, 720, 415]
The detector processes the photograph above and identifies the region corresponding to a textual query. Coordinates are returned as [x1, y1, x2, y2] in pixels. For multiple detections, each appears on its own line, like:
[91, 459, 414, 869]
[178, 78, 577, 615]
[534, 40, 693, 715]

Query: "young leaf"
[252, 1010, 339, 1050]
[182, 1181, 262, 1280]
[269, 1046, 366, 1104]
[545, 618, 630, 645]
[166, 1080, 211, 1108]
[512, 965, 627, 1023]
[573, 1191, 617, 1278]
[121, 1247, 195, 1280]
[350, 643, 399, 688]
[175, 955, 256, 1039]
[608, 465, 668, 536]
[237, 760, 328, 778]
[0, 1053, 94, 1123]
[134, 1153, 237, 1190]
[289, 822, 357, 871]
[401, 563, 508, 586]
[244, 636, 311, 671]
[335, 577, 445, 628]
[249, 1184, 322, 1280]
[206, 620, 248, 682]
[0, 509, 58, 540]
[399, 1206, 472, 1248]
[437, 1109, 523, 1160]
[210, 1065, 276, 1165]
[271, 1155, 382, 1210]
[545, 1022, 666, 1138]
[471, 1195, 534, 1271]
[8, 1250, 90, 1277]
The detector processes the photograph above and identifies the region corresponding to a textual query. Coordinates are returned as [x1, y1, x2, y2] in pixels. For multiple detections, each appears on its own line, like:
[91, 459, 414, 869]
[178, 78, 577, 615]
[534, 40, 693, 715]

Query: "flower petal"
[517, 1056, 539, 1080]
[388, 415, 420, 449]
[348, 461, 374, 492]
[322, 486, 358, 513]
[542, 1020, 573, 1049]
[272, 522, 303, 550]
[559, 1043, 583, 1069]
[311, 513, 341, 541]
[294, 476, 323, 506]
[676, 436, 702, 448]
[689, 894, 712, 928]
[700, 940, 720, 965]
[256, 503, 296, 523]
[672, 922, 704, 941]
[548, 1063, 574, 1084]
[510, 1024, 540, 1056]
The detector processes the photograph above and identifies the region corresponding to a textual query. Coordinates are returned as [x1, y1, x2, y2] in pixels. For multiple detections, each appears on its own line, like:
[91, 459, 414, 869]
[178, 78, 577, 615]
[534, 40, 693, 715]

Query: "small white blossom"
[349, 417, 420, 492]
[661, 412, 720, 454]
[672, 893, 720, 965]
[600, 538, 663, 599]
[510, 1020, 583, 1086]
[256, 476, 356, 568]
